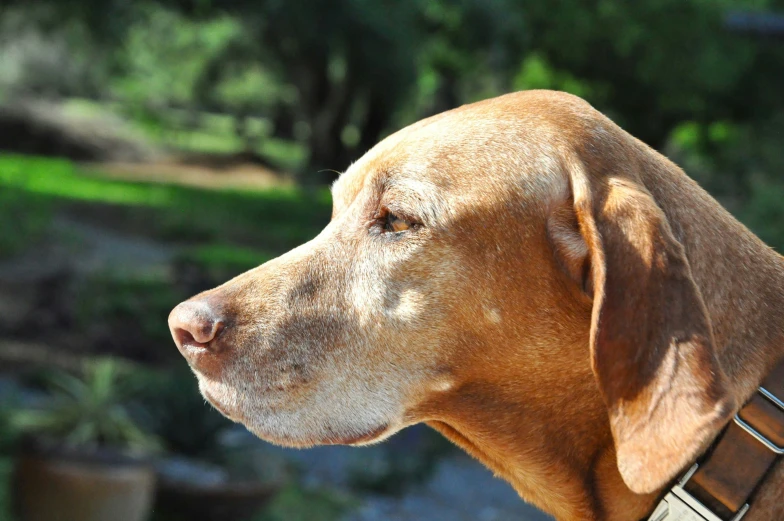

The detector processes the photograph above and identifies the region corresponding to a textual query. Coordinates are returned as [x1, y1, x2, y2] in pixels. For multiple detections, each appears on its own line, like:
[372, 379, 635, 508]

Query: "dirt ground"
[84, 154, 293, 191]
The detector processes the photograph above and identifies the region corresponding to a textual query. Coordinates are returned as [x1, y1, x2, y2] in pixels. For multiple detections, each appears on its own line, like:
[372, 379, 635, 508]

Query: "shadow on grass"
[0, 153, 332, 258]
[0, 188, 52, 260]
[0, 153, 332, 364]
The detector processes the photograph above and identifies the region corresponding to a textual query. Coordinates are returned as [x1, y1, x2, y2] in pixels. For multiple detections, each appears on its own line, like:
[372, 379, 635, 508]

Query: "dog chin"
[200, 386, 243, 423]
[197, 376, 403, 448]
[234, 408, 400, 449]
[197, 390, 312, 447]
[342, 424, 398, 446]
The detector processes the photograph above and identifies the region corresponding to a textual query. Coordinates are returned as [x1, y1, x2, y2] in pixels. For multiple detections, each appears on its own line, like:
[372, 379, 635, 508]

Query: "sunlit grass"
[0, 153, 331, 251]
[0, 154, 174, 206]
[0, 153, 331, 368]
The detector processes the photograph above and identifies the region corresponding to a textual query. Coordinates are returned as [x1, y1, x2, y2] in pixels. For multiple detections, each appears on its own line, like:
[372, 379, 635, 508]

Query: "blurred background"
[0, 1, 783, 520]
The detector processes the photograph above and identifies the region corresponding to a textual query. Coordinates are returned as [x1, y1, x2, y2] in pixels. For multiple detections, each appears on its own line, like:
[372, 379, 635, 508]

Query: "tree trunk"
[356, 92, 390, 158]
[302, 62, 358, 185]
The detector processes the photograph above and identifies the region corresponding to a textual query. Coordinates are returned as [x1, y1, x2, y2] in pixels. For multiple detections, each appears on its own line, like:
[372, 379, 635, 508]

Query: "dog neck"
[425, 369, 660, 521]
[425, 252, 784, 521]
[642, 157, 784, 396]
[423, 165, 784, 521]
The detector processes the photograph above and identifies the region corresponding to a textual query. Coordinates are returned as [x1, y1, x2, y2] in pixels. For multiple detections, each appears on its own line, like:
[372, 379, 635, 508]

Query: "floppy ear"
[562, 158, 736, 494]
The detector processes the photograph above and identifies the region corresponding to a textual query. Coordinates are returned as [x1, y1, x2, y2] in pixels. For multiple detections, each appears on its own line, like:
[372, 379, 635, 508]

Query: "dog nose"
[168, 300, 225, 353]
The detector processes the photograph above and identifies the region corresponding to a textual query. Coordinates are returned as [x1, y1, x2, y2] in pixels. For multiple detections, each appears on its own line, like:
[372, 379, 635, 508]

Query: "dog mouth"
[339, 424, 391, 446]
[203, 384, 391, 447]
[202, 387, 242, 422]
[196, 370, 396, 448]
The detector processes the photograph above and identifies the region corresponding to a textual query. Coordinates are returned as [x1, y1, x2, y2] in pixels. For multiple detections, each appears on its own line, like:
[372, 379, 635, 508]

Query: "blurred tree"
[3, 0, 784, 190]
[519, 0, 784, 147]
[148, 0, 420, 182]
[157, 0, 523, 182]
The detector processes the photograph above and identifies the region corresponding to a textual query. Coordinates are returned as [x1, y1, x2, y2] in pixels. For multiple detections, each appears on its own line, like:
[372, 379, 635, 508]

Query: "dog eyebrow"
[384, 177, 445, 224]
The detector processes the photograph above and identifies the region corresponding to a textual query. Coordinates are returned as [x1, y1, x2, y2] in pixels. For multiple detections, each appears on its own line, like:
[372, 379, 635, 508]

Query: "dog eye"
[385, 213, 411, 233]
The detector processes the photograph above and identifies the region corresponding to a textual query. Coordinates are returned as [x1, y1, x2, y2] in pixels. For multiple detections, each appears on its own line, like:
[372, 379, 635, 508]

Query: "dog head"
[169, 91, 734, 494]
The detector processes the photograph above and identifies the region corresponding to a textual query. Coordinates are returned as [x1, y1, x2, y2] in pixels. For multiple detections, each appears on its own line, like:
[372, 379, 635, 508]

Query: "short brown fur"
[170, 91, 784, 521]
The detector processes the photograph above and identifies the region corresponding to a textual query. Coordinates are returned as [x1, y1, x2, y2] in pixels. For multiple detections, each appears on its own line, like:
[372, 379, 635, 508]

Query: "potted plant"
[9, 358, 158, 521]
[141, 370, 290, 521]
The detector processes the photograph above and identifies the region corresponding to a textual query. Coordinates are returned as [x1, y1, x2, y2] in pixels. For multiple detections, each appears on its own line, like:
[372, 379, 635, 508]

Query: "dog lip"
[180, 342, 228, 379]
[202, 389, 239, 421]
[180, 338, 210, 354]
[329, 424, 390, 446]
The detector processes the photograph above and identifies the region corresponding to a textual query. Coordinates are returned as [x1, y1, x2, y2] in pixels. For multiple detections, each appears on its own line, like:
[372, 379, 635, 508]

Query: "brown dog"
[169, 91, 784, 521]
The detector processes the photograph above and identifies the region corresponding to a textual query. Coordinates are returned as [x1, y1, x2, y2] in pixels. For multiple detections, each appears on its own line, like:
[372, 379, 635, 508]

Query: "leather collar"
[646, 358, 784, 521]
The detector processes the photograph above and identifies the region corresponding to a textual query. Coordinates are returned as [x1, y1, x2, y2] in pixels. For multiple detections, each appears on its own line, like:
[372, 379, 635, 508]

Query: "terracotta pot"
[13, 445, 156, 521]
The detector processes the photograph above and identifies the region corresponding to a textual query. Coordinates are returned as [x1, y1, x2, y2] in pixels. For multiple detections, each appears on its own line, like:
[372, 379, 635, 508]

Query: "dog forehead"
[333, 93, 581, 214]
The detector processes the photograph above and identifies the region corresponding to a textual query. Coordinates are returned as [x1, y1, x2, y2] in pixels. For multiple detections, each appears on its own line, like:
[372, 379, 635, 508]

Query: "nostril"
[172, 326, 203, 350]
[168, 300, 226, 353]
[191, 318, 224, 344]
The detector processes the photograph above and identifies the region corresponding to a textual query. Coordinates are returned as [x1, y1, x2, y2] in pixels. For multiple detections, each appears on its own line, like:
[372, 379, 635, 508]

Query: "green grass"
[74, 275, 187, 360]
[0, 153, 331, 253]
[0, 154, 330, 364]
[0, 188, 52, 259]
[0, 153, 340, 518]
[0, 155, 175, 206]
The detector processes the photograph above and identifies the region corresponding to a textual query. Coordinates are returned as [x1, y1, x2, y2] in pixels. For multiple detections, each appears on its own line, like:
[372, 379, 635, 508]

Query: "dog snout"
[169, 299, 226, 354]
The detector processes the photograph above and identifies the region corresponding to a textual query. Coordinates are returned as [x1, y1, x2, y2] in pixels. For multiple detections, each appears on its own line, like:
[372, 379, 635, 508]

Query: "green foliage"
[8, 359, 159, 452]
[0, 402, 21, 457]
[113, 5, 241, 107]
[0, 153, 331, 252]
[255, 485, 354, 521]
[0, 188, 52, 259]
[740, 181, 784, 252]
[666, 113, 784, 253]
[135, 369, 231, 460]
[516, 0, 784, 146]
[74, 275, 184, 357]
[513, 53, 594, 99]
[6, 0, 784, 180]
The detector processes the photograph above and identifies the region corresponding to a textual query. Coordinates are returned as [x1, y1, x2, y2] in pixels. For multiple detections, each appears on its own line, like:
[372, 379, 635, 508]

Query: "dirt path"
[84, 157, 293, 191]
